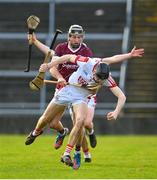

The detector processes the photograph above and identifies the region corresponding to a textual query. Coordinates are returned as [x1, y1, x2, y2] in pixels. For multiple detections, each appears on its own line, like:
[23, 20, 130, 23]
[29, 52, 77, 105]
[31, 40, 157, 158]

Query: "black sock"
[75, 145, 81, 151]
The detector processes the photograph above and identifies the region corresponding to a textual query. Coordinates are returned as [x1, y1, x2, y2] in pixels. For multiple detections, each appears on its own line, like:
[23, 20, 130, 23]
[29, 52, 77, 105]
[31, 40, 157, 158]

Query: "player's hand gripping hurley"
[29, 29, 63, 90]
[24, 15, 40, 72]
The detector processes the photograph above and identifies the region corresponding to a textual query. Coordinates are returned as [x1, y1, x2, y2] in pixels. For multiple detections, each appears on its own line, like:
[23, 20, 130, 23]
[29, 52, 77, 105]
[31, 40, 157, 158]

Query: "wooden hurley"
[29, 29, 62, 91]
[24, 15, 40, 72]
[44, 79, 102, 94]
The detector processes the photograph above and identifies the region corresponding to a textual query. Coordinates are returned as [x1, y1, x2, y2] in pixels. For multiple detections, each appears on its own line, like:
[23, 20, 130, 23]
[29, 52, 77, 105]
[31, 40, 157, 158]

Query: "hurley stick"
[24, 15, 40, 72]
[29, 29, 63, 90]
[43, 79, 102, 93]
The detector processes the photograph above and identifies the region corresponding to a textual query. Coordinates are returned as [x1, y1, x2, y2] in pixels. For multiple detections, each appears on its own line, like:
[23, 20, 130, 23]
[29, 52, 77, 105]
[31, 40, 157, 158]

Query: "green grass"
[0, 135, 157, 179]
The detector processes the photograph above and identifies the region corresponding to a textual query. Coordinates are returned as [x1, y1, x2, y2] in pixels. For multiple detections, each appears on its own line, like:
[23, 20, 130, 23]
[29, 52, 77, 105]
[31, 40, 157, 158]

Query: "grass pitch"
[0, 135, 157, 179]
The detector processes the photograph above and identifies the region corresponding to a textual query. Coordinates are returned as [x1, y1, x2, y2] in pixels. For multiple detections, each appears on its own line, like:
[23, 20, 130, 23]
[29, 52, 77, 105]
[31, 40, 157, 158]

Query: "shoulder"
[81, 43, 90, 50]
[80, 43, 93, 57]
[55, 42, 68, 56]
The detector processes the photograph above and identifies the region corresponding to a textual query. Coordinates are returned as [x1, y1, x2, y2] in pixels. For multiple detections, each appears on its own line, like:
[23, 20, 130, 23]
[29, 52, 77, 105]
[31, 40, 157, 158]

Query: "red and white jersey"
[55, 42, 93, 82]
[52, 55, 117, 106]
[68, 55, 117, 89]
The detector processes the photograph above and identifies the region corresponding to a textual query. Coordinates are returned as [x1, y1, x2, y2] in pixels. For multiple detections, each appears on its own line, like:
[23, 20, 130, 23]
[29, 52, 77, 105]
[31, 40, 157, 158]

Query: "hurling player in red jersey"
[25, 46, 144, 169]
[28, 25, 96, 162]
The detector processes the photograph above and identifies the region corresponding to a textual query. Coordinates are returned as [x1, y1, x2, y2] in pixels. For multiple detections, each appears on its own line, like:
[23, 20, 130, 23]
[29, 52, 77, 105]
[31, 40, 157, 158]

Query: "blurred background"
[0, 0, 157, 135]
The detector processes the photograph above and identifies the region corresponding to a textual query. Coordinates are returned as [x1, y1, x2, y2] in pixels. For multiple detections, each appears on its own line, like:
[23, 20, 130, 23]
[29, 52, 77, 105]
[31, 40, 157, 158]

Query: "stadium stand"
[1, 0, 156, 134]
[122, 0, 157, 134]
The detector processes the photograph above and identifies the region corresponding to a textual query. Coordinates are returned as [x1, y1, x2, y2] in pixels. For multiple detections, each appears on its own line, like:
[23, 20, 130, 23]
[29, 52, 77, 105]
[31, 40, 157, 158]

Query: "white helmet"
[68, 24, 84, 36]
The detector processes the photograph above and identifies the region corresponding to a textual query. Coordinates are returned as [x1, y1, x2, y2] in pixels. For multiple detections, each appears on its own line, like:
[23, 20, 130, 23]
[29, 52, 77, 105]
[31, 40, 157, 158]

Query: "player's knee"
[84, 121, 92, 129]
[75, 117, 85, 129]
[84, 123, 89, 129]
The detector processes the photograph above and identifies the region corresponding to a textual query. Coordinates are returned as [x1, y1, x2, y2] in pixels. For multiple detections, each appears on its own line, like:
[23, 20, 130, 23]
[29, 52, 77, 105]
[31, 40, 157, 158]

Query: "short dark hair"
[95, 63, 110, 80]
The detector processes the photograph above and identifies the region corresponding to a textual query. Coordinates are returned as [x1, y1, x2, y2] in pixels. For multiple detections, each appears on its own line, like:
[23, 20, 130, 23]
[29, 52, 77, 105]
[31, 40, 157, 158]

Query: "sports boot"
[61, 155, 73, 167]
[54, 128, 69, 149]
[89, 132, 97, 148]
[73, 153, 81, 170]
[25, 131, 43, 145]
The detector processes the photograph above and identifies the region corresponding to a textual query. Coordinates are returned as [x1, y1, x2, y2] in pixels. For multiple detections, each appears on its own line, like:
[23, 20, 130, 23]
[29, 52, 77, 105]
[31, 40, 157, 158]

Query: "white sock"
[32, 129, 41, 136]
[88, 129, 94, 135]
[84, 152, 91, 159]
[63, 152, 70, 156]
[60, 128, 67, 136]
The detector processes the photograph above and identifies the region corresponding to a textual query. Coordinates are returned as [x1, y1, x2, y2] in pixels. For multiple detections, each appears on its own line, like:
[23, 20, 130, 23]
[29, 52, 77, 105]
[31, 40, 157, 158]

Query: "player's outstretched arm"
[39, 54, 76, 72]
[102, 46, 144, 65]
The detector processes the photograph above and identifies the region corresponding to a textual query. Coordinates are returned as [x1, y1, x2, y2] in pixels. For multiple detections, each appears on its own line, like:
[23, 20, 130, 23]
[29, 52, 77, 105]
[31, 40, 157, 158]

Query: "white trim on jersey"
[67, 43, 82, 53]
[70, 55, 117, 89]
[68, 57, 99, 87]
[105, 75, 117, 88]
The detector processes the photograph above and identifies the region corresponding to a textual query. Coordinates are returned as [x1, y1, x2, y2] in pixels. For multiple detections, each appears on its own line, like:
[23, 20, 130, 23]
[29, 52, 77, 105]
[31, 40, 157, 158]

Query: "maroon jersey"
[55, 42, 93, 81]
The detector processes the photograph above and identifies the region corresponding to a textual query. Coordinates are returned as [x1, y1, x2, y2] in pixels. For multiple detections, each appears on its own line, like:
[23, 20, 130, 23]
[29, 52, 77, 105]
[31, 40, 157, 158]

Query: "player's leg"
[73, 128, 85, 169]
[84, 106, 97, 148]
[84, 96, 97, 148]
[70, 106, 92, 162]
[61, 102, 88, 167]
[81, 134, 92, 162]
[69, 105, 82, 168]
[49, 110, 69, 149]
[25, 102, 66, 145]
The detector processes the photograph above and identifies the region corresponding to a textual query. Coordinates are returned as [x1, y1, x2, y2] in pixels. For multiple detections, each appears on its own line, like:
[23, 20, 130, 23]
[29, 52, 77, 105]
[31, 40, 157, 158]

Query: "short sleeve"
[104, 75, 117, 88]
[74, 55, 89, 65]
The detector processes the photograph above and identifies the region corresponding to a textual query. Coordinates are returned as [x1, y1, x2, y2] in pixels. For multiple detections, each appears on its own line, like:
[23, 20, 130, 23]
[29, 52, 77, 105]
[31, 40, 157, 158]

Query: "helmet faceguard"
[68, 25, 85, 49]
[68, 24, 84, 36]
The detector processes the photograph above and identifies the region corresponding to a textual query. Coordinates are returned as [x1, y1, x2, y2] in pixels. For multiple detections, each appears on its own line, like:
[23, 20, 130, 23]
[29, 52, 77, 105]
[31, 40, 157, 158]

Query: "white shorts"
[87, 95, 97, 108]
[51, 85, 89, 106]
[69, 94, 96, 116]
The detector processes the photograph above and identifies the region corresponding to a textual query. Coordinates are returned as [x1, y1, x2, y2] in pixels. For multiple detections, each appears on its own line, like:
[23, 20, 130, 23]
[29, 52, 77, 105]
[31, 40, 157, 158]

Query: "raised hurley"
[24, 15, 40, 72]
